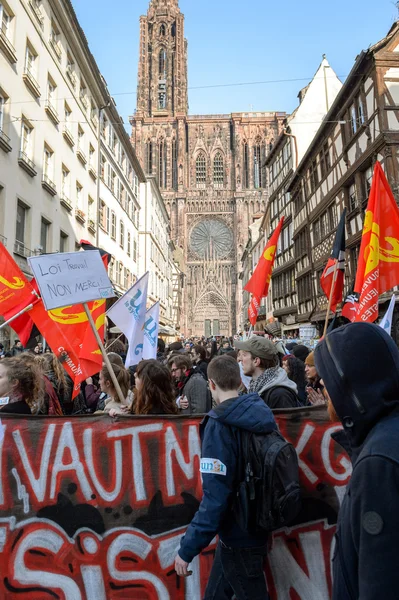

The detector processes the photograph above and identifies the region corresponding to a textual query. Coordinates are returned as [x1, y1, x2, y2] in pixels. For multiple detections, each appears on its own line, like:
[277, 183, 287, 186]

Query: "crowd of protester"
[0, 332, 326, 416]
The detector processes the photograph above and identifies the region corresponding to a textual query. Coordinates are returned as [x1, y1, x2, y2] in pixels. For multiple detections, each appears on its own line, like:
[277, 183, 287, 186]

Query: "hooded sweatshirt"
[178, 392, 277, 563]
[251, 366, 299, 409]
[315, 323, 399, 600]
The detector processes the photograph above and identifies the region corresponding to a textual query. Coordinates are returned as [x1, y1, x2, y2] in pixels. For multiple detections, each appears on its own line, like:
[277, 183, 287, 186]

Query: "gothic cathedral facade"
[131, 0, 285, 336]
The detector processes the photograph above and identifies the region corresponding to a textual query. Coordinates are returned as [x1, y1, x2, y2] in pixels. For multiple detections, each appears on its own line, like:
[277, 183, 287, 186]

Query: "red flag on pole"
[320, 208, 346, 313]
[244, 217, 284, 325]
[354, 161, 399, 322]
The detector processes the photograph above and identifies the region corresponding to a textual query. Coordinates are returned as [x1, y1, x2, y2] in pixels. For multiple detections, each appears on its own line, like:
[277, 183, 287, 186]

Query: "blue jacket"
[178, 392, 277, 563]
[315, 323, 399, 600]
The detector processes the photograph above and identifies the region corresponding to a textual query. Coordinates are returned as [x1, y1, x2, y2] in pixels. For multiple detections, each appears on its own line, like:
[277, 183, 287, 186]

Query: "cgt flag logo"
[0, 243, 36, 316]
[355, 162, 399, 322]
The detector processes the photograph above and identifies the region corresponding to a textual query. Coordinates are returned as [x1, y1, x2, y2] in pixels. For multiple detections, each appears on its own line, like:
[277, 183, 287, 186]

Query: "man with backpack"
[174, 355, 300, 599]
[236, 337, 299, 408]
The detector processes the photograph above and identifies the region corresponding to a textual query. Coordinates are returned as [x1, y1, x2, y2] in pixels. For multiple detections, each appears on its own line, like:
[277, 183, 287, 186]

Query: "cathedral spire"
[135, 0, 188, 117]
[149, 0, 179, 10]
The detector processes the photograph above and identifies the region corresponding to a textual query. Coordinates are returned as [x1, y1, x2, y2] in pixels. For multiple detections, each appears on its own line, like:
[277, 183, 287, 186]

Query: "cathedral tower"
[136, 0, 188, 119]
[131, 0, 285, 336]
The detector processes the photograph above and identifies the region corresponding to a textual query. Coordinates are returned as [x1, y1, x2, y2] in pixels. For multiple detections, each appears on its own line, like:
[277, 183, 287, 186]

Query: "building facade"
[98, 102, 145, 296]
[131, 0, 286, 337]
[139, 176, 176, 327]
[0, 0, 146, 348]
[264, 58, 342, 336]
[286, 22, 399, 339]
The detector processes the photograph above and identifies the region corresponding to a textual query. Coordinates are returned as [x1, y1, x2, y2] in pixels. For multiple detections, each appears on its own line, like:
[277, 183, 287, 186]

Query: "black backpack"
[233, 429, 302, 533]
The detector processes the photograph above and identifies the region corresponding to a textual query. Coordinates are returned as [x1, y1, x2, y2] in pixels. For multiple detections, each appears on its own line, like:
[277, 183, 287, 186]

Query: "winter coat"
[178, 393, 276, 564]
[315, 323, 399, 600]
[256, 367, 299, 409]
[194, 360, 208, 380]
[180, 371, 209, 414]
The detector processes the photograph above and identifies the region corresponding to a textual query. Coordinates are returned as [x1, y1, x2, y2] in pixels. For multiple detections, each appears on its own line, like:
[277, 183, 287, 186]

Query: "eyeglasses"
[171, 368, 179, 374]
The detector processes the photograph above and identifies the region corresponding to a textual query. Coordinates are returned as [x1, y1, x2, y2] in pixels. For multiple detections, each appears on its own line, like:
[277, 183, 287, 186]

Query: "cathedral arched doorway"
[191, 288, 230, 337]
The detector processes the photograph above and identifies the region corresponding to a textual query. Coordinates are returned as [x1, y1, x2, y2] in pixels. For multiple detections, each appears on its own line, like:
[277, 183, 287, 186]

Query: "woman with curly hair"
[0, 357, 43, 414]
[282, 355, 307, 405]
[132, 359, 178, 415]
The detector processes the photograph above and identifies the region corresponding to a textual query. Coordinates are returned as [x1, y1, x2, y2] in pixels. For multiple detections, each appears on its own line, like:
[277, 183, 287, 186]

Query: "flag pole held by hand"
[323, 260, 339, 338]
[83, 303, 126, 405]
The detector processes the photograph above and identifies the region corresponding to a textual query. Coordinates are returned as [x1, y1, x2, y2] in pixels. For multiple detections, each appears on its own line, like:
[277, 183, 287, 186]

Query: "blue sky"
[74, 0, 397, 124]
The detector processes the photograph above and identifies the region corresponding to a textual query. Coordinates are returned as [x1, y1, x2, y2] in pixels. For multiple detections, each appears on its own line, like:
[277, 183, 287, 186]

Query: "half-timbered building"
[286, 21, 399, 338]
[265, 58, 342, 336]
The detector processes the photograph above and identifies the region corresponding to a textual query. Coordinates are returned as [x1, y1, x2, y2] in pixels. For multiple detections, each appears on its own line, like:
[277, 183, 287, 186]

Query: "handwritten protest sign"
[28, 250, 114, 310]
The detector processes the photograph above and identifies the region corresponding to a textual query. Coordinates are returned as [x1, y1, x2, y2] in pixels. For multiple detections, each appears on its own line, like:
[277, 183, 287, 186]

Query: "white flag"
[143, 302, 160, 360]
[379, 294, 396, 336]
[106, 272, 149, 367]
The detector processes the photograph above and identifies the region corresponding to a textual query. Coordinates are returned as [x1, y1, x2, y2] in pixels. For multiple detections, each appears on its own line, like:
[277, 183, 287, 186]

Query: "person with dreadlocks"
[131, 359, 178, 415]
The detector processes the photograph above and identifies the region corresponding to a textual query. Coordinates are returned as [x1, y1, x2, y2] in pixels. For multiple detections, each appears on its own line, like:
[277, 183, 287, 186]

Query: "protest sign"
[28, 251, 114, 311]
[0, 407, 348, 599]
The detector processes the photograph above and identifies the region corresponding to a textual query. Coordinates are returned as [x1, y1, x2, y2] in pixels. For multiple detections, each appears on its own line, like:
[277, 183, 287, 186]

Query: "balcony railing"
[75, 208, 86, 224]
[80, 95, 88, 111]
[42, 174, 57, 196]
[0, 24, 17, 64]
[66, 66, 77, 88]
[49, 36, 62, 61]
[62, 125, 75, 147]
[0, 235, 7, 247]
[29, 0, 44, 28]
[88, 164, 97, 180]
[0, 129, 11, 153]
[23, 67, 41, 98]
[18, 151, 37, 177]
[14, 240, 33, 258]
[45, 99, 60, 125]
[60, 194, 72, 211]
[77, 146, 87, 165]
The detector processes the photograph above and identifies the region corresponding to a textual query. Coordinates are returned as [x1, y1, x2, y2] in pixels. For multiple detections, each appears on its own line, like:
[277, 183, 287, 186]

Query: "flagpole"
[323, 261, 339, 337]
[105, 333, 124, 351]
[0, 303, 35, 330]
[83, 303, 126, 405]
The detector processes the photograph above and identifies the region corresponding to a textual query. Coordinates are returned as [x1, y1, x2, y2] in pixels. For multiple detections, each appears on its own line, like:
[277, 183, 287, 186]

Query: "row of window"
[99, 202, 138, 262]
[312, 204, 338, 245]
[149, 270, 169, 306]
[100, 115, 139, 187]
[276, 223, 294, 255]
[273, 269, 296, 300]
[109, 260, 135, 292]
[14, 198, 70, 255]
[100, 154, 139, 227]
[268, 141, 292, 185]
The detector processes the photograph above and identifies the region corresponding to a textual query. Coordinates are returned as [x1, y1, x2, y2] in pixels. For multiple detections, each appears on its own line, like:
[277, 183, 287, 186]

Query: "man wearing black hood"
[314, 322, 399, 600]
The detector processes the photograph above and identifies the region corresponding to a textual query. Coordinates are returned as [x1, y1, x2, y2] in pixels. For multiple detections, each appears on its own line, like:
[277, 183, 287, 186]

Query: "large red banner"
[0, 407, 349, 599]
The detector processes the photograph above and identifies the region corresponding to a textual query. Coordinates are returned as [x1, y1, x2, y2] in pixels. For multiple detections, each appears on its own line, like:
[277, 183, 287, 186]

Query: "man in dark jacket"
[314, 322, 399, 600]
[171, 354, 209, 413]
[175, 355, 273, 598]
[235, 337, 298, 408]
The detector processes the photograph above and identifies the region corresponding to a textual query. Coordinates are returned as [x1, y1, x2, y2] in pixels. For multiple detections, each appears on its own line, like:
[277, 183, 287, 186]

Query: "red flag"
[0, 243, 36, 317]
[354, 162, 399, 322]
[320, 208, 346, 313]
[248, 296, 260, 326]
[244, 217, 284, 298]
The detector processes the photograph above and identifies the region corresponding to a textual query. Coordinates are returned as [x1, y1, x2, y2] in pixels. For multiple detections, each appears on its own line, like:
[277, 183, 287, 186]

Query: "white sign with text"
[28, 251, 115, 310]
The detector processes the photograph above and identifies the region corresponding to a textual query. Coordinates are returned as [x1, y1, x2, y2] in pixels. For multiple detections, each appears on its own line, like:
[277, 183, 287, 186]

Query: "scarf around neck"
[249, 366, 280, 395]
